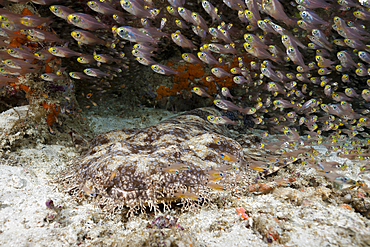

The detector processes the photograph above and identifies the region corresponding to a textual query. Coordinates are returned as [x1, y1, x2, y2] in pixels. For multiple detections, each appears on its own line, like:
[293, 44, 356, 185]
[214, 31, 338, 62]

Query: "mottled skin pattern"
[60, 107, 259, 214]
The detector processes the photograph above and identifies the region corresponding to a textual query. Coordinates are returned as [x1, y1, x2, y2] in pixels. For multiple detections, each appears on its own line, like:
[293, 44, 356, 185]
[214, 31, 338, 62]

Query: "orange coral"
[8, 31, 28, 48]
[9, 82, 33, 94]
[21, 7, 33, 15]
[42, 101, 60, 125]
[156, 55, 252, 100]
[156, 63, 204, 100]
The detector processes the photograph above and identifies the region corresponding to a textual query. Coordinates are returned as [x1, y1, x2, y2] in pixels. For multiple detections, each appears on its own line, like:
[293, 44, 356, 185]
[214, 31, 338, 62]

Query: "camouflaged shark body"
[59, 107, 285, 215]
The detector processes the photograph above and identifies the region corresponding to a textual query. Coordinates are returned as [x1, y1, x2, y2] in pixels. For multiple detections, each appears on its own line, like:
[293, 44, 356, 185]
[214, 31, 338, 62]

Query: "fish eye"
[167, 6, 174, 13]
[151, 9, 159, 15]
[257, 20, 265, 26]
[178, 7, 184, 13]
[123, 0, 130, 7]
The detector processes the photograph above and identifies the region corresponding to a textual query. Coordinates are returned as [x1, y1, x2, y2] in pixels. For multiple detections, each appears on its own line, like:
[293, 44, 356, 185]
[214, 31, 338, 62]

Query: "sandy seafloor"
[0, 105, 370, 247]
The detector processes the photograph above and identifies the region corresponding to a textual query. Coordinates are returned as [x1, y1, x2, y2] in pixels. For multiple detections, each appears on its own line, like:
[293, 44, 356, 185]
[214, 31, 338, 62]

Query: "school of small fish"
[1, 0, 370, 215]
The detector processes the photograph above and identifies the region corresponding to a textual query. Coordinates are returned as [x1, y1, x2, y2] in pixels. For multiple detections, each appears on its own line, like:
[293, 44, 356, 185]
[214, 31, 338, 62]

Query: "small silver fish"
[20, 15, 52, 27]
[87, 0, 122, 16]
[40, 73, 65, 81]
[69, 71, 92, 79]
[300, 10, 328, 25]
[151, 64, 178, 75]
[121, 0, 155, 18]
[171, 32, 196, 49]
[71, 29, 108, 46]
[116, 26, 156, 43]
[214, 99, 256, 115]
[48, 46, 81, 57]
[202, 0, 221, 22]
[262, 0, 296, 26]
[136, 56, 156, 65]
[198, 51, 220, 65]
[77, 54, 95, 64]
[207, 115, 236, 125]
[50, 5, 75, 20]
[84, 68, 110, 77]
[67, 13, 109, 30]
[211, 67, 232, 78]
[221, 87, 235, 99]
[182, 53, 201, 64]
